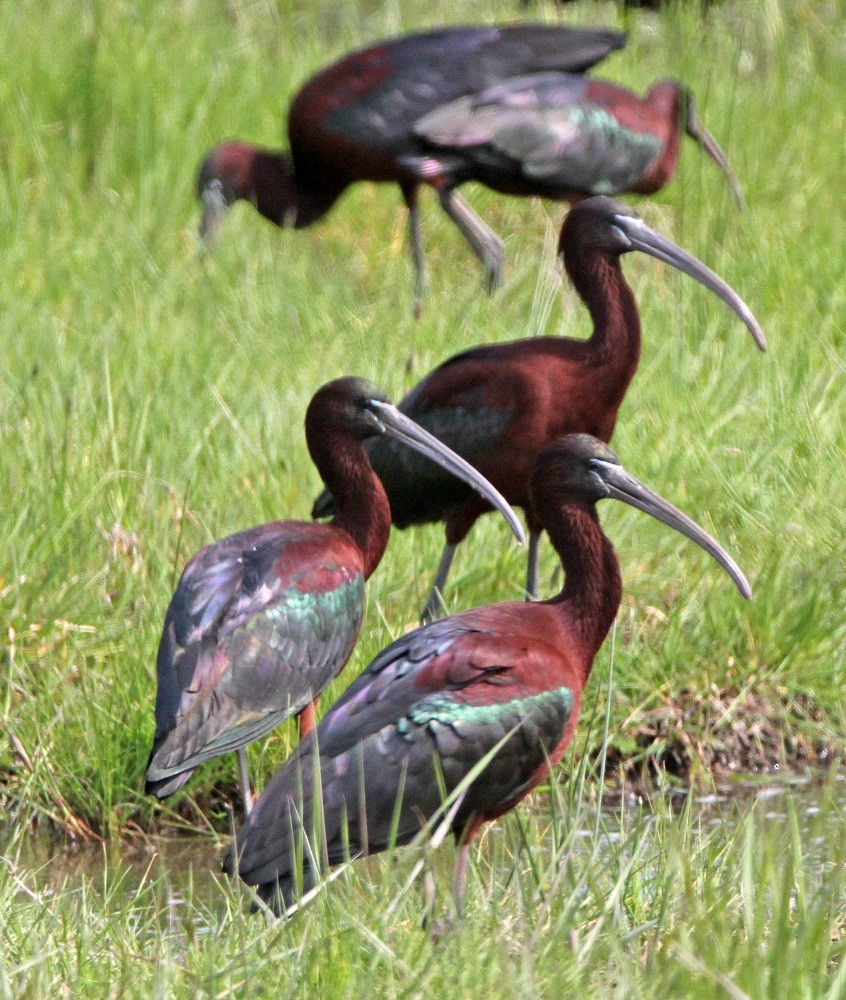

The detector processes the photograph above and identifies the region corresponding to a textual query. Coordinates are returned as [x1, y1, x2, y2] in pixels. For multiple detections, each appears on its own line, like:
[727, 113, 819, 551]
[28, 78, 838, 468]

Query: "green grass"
[1, 0, 846, 991]
[3, 771, 846, 997]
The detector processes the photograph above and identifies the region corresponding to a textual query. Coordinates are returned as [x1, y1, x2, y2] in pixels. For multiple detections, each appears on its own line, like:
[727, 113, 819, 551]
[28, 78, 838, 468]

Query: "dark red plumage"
[227, 434, 750, 919]
[313, 196, 764, 621]
[196, 23, 625, 308]
[145, 377, 522, 812]
[582, 78, 719, 198]
[407, 74, 744, 210]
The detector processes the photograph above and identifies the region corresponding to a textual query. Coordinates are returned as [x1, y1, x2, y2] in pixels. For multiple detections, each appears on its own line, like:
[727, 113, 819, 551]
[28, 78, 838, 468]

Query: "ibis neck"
[312, 438, 392, 579]
[634, 82, 684, 194]
[565, 248, 642, 391]
[542, 499, 622, 673]
[251, 150, 343, 229]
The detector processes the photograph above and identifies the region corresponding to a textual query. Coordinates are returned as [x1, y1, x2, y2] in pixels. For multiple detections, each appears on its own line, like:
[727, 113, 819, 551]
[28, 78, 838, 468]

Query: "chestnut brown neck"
[537, 496, 622, 672]
[563, 243, 642, 404]
[307, 433, 391, 580]
[634, 81, 684, 194]
[249, 150, 345, 229]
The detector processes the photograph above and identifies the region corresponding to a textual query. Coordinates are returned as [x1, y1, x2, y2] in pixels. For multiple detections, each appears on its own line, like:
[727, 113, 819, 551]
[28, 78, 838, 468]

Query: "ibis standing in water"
[227, 434, 751, 919]
[313, 196, 765, 621]
[145, 377, 524, 813]
[196, 23, 625, 310]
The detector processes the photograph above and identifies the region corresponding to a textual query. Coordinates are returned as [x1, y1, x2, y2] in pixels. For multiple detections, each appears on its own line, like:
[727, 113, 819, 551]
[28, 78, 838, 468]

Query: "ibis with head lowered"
[197, 23, 626, 311]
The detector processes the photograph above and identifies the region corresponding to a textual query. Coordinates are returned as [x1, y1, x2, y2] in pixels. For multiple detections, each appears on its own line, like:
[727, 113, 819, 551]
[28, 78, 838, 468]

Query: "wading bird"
[227, 434, 750, 919]
[197, 23, 625, 311]
[410, 72, 744, 211]
[145, 377, 524, 814]
[313, 196, 765, 622]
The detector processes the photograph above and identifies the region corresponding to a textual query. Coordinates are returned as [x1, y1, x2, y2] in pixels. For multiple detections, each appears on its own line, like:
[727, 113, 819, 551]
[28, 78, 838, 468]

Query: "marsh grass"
[3, 766, 846, 997]
[1, 0, 846, 991]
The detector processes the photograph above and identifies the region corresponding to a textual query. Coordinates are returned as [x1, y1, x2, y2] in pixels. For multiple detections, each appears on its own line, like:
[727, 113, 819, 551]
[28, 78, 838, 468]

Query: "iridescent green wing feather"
[146, 522, 364, 795]
[228, 619, 574, 911]
[415, 73, 662, 194]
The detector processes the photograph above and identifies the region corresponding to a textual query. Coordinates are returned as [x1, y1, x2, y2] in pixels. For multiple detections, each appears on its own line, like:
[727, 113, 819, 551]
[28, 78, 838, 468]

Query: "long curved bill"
[199, 182, 229, 245]
[611, 213, 766, 352]
[685, 99, 745, 213]
[592, 458, 751, 599]
[367, 400, 526, 546]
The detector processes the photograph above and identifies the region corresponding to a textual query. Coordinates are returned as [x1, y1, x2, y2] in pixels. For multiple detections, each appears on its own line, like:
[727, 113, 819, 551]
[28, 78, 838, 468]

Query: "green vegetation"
[4, 774, 846, 997]
[1, 0, 845, 992]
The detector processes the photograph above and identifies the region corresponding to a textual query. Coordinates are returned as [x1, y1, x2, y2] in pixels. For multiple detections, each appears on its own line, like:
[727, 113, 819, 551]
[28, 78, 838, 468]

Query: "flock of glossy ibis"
[149, 20, 764, 923]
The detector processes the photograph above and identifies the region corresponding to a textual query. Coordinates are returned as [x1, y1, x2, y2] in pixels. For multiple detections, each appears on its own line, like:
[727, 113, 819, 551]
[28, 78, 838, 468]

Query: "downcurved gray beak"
[686, 99, 745, 212]
[368, 400, 526, 546]
[612, 214, 766, 352]
[199, 181, 229, 244]
[593, 459, 751, 599]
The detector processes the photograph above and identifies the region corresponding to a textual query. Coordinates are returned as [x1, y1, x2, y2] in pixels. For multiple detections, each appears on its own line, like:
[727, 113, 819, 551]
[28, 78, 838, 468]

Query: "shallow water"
[5, 773, 845, 918]
[4, 832, 227, 928]
[585, 773, 846, 866]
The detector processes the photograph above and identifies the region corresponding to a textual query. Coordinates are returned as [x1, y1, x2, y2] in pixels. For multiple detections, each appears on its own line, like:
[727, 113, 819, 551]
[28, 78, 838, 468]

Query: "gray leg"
[427, 842, 471, 939]
[437, 188, 504, 292]
[237, 748, 253, 817]
[526, 529, 541, 601]
[402, 184, 428, 318]
[452, 842, 471, 919]
[421, 543, 457, 625]
[422, 869, 437, 930]
[409, 201, 428, 317]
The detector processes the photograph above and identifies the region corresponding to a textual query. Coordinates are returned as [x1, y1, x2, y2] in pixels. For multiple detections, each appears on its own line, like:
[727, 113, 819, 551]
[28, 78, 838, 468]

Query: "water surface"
[5, 773, 844, 921]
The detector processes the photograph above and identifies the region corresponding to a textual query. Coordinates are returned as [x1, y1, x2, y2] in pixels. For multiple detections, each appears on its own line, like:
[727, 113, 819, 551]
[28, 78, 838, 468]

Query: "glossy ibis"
[226, 433, 750, 918]
[313, 196, 764, 622]
[411, 72, 744, 210]
[145, 377, 524, 813]
[197, 23, 625, 310]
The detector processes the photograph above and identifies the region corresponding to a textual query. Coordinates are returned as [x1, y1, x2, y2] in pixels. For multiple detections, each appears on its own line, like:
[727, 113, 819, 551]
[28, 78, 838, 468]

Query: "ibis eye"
[360, 403, 385, 431]
[587, 459, 615, 495]
[362, 398, 384, 417]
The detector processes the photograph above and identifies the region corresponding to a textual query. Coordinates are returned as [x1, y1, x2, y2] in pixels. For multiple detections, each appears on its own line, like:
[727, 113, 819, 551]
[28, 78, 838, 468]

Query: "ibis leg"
[422, 869, 437, 930]
[421, 543, 457, 625]
[237, 748, 253, 817]
[427, 844, 471, 939]
[452, 842, 471, 920]
[298, 700, 317, 740]
[402, 185, 428, 317]
[526, 529, 541, 601]
[437, 188, 504, 293]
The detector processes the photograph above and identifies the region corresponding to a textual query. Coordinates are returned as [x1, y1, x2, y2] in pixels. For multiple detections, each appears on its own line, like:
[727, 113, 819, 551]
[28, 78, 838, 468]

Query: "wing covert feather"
[316, 26, 624, 153]
[147, 522, 365, 790]
[228, 620, 575, 910]
[416, 73, 663, 194]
